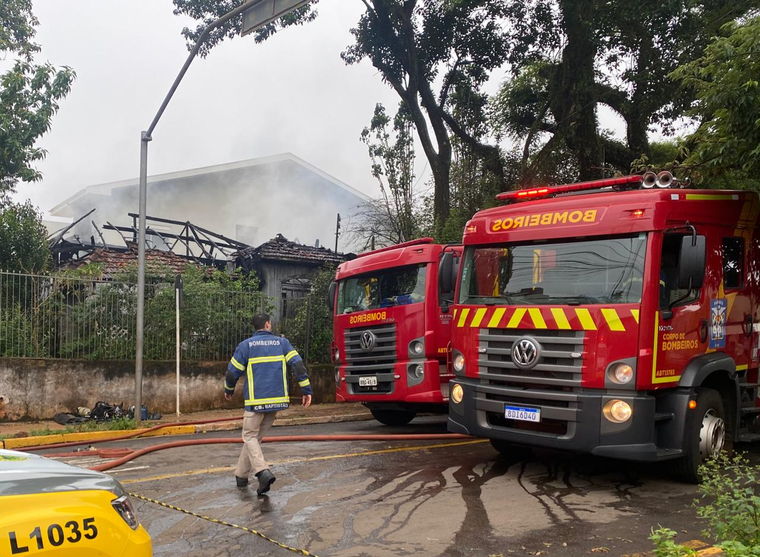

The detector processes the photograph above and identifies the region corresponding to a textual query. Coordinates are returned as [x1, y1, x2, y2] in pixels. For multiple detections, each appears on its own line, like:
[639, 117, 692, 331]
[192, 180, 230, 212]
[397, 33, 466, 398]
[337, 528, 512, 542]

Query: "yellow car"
[0, 449, 152, 556]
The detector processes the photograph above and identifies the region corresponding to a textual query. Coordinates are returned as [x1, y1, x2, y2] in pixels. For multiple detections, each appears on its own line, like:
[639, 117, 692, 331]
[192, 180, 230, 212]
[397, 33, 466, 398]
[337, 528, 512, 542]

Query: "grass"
[1, 417, 141, 440]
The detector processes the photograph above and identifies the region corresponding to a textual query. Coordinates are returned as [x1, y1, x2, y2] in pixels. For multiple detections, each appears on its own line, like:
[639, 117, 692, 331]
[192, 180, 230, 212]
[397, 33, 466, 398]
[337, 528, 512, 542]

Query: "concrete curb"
[2, 412, 374, 449]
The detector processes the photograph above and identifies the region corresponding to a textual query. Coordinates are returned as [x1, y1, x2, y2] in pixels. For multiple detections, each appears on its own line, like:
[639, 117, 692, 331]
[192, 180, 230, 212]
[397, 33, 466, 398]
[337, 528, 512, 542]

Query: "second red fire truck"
[330, 239, 460, 425]
[446, 172, 760, 480]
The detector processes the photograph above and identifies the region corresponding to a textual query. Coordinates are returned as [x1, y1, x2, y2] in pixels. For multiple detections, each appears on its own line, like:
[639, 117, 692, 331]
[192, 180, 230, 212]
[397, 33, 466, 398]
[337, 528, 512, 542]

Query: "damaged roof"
[235, 234, 346, 266]
[63, 248, 190, 279]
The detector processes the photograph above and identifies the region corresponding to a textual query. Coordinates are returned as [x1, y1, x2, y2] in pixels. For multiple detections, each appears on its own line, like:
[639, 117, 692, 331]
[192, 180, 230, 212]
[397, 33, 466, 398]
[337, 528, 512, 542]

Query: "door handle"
[699, 319, 708, 343]
[743, 314, 753, 337]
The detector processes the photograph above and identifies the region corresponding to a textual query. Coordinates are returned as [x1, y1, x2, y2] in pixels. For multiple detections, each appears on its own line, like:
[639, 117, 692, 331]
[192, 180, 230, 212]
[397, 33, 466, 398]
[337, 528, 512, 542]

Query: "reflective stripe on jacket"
[225, 330, 312, 412]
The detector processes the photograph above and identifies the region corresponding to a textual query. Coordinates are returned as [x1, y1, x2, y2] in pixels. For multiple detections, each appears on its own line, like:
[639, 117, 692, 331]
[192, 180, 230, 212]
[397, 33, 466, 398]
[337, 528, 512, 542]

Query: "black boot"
[255, 469, 276, 495]
[235, 476, 248, 488]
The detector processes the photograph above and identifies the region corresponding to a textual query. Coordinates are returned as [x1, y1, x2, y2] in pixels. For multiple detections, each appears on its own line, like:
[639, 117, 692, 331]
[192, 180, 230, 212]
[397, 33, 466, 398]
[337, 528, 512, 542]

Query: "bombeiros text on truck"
[328, 239, 461, 425]
[447, 171, 760, 481]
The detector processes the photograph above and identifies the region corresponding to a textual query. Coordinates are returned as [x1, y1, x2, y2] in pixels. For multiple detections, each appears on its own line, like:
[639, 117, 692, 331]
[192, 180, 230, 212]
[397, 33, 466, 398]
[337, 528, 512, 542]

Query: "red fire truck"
[330, 238, 461, 425]
[446, 172, 760, 480]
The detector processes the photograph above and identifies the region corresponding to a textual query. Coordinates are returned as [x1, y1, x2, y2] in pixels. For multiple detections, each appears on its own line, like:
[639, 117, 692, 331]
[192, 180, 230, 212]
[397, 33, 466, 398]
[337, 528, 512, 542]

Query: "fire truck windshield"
[337, 264, 427, 314]
[459, 234, 646, 305]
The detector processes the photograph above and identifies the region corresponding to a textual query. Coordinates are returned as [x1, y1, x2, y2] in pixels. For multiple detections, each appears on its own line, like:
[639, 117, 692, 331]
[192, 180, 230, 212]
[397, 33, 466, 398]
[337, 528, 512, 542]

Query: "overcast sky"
[17, 0, 402, 217]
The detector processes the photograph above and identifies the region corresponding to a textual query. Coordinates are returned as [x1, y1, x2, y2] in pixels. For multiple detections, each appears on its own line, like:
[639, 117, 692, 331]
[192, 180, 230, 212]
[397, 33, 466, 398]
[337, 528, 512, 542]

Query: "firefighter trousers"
[235, 410, 277, 478]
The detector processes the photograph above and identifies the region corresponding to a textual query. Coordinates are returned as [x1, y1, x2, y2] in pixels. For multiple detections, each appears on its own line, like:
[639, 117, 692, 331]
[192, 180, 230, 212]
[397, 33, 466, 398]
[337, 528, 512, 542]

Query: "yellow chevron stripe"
[506, 307, 526, 328]
[453, 308, 459, 322]
[631, 309, 639, 323]
[601, 308, 625, 331]
[575, 308, 597, 330]
[457, 308, 470, 328]
[470, 308, 487, 328]
[551, 308, 571, 329]
[487, 308, 506, 328]
[528, 308, 547, 329]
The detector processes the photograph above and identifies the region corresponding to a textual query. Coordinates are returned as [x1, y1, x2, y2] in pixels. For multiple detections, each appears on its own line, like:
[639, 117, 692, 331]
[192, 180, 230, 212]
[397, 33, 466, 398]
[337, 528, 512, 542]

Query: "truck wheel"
[673, 387, 729, 483]
[490, 439, 533, 460]
[370, 408, 416, 426]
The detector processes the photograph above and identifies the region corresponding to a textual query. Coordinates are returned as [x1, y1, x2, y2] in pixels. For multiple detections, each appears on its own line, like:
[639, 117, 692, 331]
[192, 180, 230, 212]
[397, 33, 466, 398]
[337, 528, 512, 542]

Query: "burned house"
[47, 153, 368, 251]
[233, 234, 348, 325]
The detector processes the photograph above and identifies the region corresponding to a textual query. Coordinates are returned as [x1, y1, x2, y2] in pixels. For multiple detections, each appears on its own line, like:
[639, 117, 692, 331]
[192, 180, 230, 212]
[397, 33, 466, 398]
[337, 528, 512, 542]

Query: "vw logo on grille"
[511, 337, 540, 369]
[359, 330, 377, 352]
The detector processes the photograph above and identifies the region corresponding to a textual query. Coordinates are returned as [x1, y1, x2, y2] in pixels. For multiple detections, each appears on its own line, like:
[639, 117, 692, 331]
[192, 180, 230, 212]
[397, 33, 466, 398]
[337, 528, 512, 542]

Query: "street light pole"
[134, 0, 274, 424]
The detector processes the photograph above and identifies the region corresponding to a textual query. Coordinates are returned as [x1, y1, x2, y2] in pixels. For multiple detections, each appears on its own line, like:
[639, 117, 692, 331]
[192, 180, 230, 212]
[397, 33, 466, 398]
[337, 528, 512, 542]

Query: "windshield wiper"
[545, 295, 600, 305]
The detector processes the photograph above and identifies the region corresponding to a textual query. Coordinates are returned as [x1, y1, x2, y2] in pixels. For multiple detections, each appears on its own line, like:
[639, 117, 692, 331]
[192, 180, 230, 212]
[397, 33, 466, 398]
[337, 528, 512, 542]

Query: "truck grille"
[345, 323, 397, 394]
[477, 328, 584, 436]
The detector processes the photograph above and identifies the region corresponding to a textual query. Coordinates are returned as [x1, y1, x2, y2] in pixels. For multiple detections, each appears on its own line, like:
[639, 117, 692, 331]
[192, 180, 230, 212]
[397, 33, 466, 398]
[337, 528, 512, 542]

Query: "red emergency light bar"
[496, 175, 644, 202]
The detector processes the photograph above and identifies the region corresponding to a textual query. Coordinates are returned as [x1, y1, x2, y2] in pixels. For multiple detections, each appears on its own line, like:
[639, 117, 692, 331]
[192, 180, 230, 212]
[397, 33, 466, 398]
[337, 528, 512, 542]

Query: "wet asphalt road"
[44, 416, 760, 556]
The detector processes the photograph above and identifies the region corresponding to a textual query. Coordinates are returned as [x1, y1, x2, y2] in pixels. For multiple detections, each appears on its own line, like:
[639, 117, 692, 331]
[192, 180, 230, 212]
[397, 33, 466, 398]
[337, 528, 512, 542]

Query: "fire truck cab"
[330, 239, 460, 425]
[447, 173, 760, 481]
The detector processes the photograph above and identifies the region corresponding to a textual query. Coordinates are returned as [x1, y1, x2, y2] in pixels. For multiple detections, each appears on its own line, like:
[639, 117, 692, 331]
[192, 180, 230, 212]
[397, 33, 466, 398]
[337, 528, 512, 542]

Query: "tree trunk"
[558, 0, 601, 180]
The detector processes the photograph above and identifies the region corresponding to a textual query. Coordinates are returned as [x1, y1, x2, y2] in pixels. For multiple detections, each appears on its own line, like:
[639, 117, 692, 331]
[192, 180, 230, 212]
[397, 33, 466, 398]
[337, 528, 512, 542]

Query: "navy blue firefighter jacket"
[225, 330, 312, 412]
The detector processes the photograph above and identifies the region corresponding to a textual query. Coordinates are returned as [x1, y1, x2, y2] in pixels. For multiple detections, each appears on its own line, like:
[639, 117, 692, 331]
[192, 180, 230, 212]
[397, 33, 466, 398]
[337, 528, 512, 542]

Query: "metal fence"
[0, 270, 267, 361]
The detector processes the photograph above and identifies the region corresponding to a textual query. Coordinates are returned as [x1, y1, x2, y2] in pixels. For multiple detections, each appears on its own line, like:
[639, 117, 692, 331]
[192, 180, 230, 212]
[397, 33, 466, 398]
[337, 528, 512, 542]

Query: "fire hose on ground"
[28, 417, 475, 557]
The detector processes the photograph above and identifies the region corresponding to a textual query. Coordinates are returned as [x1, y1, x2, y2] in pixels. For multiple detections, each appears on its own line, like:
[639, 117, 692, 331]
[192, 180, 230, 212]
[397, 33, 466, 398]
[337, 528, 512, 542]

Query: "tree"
[671, 16, 760, 184]
[492, 0, 758, 183]
[0, 200, 49, 272]
[348, 102, 422, 249]
[172, 0, 512, 232]
[0, 0, 75, 197]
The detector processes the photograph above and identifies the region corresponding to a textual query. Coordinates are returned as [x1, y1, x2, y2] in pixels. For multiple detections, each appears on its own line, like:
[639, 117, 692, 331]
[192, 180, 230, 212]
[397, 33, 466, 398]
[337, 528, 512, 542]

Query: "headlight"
[112, 495, 140, 530]
[410, 340, 424, 356]
[333, 348, 340, 363]
[453, 353, 465, 372]
[603, 399, 632, 423]
[608, 363, 634, 385]
[413, 364, 424, 379]
[335, 370, 340, 384]
[451, 383, 464, 404]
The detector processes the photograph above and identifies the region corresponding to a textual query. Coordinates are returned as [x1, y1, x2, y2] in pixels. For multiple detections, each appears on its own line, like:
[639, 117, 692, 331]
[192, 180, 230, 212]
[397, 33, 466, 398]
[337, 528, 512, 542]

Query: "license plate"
[358, 376, 378, 387]
[505, 405, 541, 422]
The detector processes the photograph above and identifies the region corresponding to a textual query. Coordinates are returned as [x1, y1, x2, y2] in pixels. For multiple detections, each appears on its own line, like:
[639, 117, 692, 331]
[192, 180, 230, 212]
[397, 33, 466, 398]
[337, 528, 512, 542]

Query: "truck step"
[740, 407, 760, 415]
[737, 432, 760, 443]
[656, 448, 682, 459]
[654, 412, 673, 422]
[739, 382, 759, 388]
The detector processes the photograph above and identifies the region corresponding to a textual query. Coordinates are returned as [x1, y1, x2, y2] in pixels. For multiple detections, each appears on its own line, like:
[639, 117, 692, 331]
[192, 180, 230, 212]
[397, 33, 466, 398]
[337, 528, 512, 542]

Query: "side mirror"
[677, 235, 705, 289]
[326, 281, 336, 312]
[439, 252, 454, 295]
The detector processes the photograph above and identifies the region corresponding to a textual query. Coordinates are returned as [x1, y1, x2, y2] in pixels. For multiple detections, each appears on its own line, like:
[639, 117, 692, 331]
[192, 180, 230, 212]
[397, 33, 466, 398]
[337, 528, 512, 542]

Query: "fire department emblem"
[359, 330, 377, 352]
[512, 337, 540, 369]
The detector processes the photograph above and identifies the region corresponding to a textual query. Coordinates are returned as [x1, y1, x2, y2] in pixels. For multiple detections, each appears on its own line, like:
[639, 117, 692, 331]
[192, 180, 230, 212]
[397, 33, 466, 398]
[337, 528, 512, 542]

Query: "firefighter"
[224, 313, 312, 495]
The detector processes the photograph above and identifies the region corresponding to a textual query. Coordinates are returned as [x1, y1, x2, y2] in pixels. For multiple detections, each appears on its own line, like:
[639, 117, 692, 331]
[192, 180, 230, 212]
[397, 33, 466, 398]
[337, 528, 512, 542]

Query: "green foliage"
[651, 453, 760, 557]
[353, 102, 422, 248]
[672, 17, 760, 182]
[0, 0, 75, 196]
[26, 417, 138, 438]
[0, 265, 272, 361]
[281, 265, 335, 364]
[0, 200, 49, 272]
[649, 527, 696, 557]
[696, 453, 760, 550]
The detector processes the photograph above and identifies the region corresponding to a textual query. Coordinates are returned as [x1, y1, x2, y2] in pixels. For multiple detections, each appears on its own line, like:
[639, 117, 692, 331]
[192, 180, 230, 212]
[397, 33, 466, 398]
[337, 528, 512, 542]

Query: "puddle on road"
[138, 443, 701, 556]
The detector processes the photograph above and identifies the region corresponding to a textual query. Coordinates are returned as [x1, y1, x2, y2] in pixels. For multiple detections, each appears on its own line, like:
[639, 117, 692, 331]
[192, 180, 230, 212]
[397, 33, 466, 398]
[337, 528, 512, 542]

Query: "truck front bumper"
[447, 378, 683, 462]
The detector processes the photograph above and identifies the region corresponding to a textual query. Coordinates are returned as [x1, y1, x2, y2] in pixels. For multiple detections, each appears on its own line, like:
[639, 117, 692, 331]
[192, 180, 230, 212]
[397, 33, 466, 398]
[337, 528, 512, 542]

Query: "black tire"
[672, 387, 730, 483]
[370, 408, 416, 426]
[490, 439, 533, 460]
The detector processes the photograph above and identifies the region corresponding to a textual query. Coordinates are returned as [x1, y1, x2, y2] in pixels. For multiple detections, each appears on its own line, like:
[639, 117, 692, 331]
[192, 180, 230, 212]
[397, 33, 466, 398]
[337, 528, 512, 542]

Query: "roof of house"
[235, 234, 346, 266]
[49, 153, 370, 216]
[64, 248, 190, 279]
